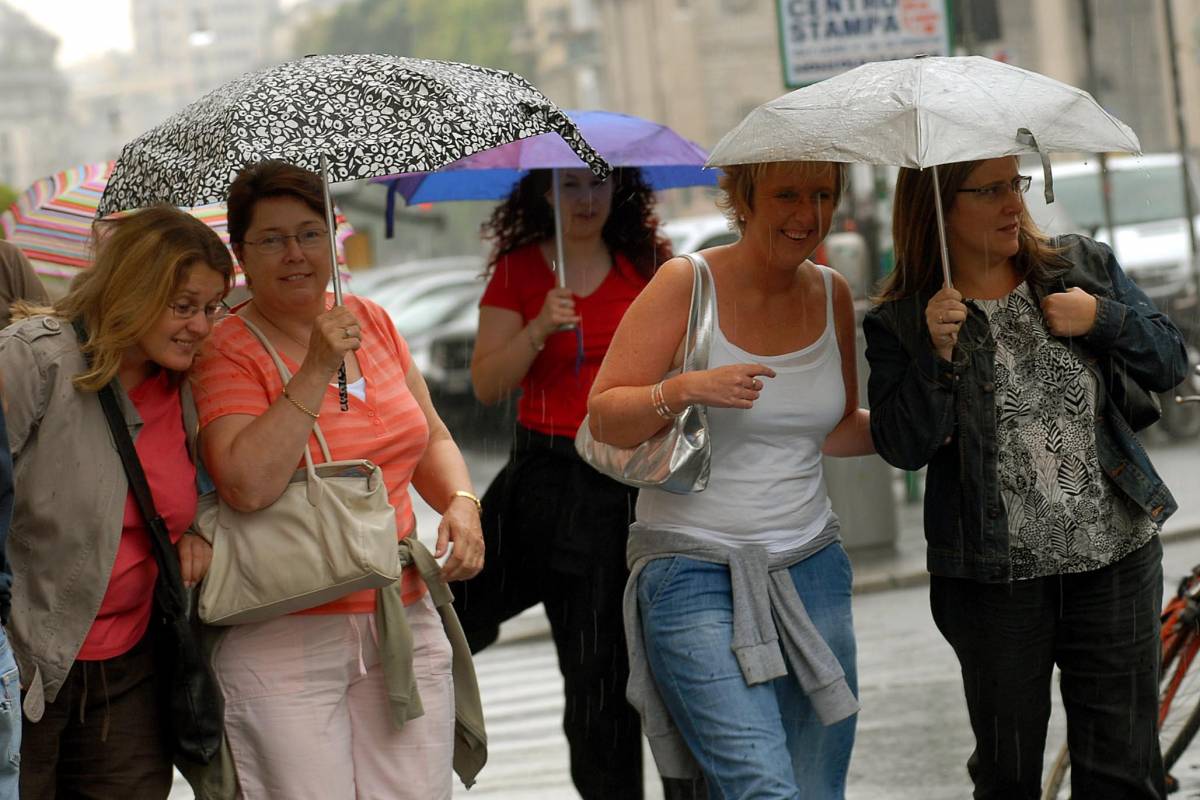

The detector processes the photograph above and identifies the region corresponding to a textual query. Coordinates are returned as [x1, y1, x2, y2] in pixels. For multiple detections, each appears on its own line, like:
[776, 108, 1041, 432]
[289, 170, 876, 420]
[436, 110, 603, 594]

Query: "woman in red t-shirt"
[457, 167, 670, 800]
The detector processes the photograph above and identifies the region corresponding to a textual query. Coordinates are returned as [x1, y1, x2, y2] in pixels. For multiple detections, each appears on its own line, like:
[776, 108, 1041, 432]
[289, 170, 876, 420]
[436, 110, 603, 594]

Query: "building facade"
[0, 3, 73, 188]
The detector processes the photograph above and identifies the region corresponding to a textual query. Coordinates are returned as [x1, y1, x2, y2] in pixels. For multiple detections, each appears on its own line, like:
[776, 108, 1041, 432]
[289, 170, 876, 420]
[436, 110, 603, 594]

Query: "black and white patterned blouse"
[974, 283, 1155, 579]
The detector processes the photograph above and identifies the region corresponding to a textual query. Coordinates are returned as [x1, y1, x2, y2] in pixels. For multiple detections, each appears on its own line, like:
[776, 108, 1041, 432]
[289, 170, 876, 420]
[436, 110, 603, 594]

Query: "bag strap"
[237, 315, 335, 465]
[73, 320, 187, 606]
[677, 252, 716, 374]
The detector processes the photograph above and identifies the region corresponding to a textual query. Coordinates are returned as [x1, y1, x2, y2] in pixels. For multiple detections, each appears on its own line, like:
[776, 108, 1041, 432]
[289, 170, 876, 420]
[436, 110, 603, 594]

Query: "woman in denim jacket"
[864, 156, 1188, 800]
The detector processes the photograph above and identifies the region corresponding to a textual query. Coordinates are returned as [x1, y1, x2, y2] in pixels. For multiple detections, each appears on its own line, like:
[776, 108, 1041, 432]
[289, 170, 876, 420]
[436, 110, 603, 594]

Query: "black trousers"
[20, 633, 173, 800]
[931, 536, 1166, 800]
[453, 425, 644, 800]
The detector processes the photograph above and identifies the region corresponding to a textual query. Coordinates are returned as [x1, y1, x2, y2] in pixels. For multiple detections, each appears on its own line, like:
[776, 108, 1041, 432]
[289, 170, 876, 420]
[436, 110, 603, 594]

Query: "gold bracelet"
[453, 490, 482, 515]
[281, 389, 320, 420]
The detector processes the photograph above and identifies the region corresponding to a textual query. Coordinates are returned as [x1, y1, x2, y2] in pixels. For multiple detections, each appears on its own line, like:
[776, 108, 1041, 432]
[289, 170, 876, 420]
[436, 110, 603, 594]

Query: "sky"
[6, 0, 134, 67]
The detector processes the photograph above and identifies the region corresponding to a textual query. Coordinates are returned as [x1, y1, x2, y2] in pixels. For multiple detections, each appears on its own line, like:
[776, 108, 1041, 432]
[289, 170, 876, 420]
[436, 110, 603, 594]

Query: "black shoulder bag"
[90, 348, 224, 765]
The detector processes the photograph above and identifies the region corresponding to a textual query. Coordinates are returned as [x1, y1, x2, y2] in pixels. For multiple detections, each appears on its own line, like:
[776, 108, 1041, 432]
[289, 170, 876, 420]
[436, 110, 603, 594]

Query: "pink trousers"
[213, 593, 454, 799]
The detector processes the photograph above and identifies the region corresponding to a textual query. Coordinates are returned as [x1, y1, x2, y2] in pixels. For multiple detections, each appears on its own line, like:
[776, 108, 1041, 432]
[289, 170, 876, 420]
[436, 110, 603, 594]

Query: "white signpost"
[776, 0, 952, 87]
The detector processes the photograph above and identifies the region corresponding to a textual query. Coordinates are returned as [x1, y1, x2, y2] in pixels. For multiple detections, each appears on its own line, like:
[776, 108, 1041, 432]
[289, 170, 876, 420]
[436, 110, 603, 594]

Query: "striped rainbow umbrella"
[0, 161, 355, 287]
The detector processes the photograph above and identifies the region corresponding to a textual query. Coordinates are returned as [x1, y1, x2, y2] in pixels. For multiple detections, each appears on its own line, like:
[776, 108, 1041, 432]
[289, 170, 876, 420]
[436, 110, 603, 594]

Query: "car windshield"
[1052, 165, 1191, 229]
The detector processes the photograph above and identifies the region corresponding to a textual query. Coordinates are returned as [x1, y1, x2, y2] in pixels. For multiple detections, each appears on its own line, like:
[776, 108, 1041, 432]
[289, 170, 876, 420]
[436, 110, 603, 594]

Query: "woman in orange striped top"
[191, 160, 484, 799]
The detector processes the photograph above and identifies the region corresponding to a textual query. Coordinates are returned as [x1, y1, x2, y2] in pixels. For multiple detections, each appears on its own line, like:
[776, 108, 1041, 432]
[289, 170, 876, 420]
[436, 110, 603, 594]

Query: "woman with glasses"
[0, 206, 232, 798]
[865, 156, 1189, 799]
[190, 160, 484, 799]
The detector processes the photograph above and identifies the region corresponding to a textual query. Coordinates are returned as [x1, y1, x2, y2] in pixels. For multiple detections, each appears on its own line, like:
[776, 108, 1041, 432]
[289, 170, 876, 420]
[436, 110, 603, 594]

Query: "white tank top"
[635, 264, 844, 553]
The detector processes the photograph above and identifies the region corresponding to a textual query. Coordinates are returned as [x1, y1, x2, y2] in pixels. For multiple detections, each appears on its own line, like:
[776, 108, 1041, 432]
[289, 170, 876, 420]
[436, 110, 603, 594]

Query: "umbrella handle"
[320, 154, 350, 411]
[931, 163, 953, 288]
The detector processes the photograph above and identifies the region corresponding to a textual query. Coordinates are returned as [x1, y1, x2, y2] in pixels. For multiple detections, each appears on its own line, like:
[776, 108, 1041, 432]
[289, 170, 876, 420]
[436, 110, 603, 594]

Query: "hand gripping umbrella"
[376, 109, 717, 285]
[706, 55, 1142, 287]
[96, 53, 610, 409]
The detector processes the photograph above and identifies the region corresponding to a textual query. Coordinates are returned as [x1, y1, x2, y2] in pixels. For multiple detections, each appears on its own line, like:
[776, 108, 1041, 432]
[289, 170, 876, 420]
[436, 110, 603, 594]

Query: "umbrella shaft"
[931, 164, 953, 288]
[320, 155, 344, 306]
[552, 169, 566, 288]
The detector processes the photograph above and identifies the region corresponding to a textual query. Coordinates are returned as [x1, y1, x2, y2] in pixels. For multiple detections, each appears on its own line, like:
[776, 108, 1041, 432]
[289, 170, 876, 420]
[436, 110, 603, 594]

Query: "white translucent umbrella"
[706, 55, 1142, 285]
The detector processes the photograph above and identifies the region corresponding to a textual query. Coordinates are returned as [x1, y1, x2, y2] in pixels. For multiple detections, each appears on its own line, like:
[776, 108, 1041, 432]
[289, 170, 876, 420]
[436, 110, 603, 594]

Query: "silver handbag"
[574, 252, 714, 494]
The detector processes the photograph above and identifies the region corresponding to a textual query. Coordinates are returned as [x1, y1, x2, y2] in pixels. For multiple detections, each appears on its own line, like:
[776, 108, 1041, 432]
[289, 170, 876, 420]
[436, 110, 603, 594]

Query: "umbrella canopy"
[706, 55, 1142, 287]
[706, 55, 1141, 169]
[0, 162, 354, 286]
[379, 109, 717, 206]
[96, 54, 609, 217]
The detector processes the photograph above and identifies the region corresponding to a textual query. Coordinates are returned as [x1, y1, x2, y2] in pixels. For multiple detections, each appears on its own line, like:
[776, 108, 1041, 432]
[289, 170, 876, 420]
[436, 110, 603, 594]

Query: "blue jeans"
[0, 629, 19, 799]
[638, 542, 858, 800]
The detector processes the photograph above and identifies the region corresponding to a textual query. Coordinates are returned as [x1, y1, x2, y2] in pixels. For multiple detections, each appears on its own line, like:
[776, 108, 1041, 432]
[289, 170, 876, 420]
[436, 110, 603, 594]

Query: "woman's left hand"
[177, 532, 213, 589]
[1041, 287, 1098, 337]
[436, 496, 484, 582]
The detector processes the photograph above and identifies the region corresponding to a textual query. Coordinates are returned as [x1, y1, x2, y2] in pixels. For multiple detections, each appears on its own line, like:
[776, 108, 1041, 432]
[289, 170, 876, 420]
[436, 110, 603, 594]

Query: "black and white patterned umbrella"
[96, 53, 610, 217]
[97, 53, 609, 410]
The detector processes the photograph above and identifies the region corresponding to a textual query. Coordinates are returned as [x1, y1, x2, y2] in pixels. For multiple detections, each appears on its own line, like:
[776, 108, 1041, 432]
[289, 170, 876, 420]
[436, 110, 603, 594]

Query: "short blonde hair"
[716, 161, 848, 234]
[38, 206, 234, 391]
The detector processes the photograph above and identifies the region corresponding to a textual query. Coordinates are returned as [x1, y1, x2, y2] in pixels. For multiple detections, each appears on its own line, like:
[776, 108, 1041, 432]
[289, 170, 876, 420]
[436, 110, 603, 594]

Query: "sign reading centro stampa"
[776, 0, 951, 87]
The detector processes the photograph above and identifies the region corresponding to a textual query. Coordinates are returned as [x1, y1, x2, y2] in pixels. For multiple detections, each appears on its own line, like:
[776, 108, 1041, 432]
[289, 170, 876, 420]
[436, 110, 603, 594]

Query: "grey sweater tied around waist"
[623, 520, 860, 779]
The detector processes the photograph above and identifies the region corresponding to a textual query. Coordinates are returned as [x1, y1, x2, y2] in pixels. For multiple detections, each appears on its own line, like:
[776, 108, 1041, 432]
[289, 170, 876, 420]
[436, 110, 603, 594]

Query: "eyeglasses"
[957, 175, 1032, 201]
[168, 300, 229, 322]
[242, 228, 330, 254]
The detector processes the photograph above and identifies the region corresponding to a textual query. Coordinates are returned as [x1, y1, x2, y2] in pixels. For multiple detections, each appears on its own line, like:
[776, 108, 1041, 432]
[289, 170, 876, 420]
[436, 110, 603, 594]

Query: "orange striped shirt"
[191, 294, 430, 611]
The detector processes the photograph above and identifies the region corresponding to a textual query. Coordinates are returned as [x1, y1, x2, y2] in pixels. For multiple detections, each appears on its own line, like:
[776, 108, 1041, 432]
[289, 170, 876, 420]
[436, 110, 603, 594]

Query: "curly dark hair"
[481, 167, 672, 281]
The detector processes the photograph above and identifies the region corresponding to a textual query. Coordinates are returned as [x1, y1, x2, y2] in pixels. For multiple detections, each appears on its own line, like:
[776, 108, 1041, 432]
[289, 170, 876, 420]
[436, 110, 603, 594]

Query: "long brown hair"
[22, 206, 235, 391]
[876, 158, 1065, 302]
[481, 167, 671, 281]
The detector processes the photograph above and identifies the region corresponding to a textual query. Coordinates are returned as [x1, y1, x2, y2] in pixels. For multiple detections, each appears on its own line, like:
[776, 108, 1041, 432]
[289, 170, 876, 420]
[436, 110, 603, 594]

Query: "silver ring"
[343, 327, 353, 339]
[938, 314, 945, 324]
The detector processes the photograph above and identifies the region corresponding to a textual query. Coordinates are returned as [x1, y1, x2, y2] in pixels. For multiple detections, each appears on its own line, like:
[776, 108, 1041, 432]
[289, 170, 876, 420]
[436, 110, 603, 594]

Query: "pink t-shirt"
[190, 294, 431, 611]
[77, 370, 195, 661]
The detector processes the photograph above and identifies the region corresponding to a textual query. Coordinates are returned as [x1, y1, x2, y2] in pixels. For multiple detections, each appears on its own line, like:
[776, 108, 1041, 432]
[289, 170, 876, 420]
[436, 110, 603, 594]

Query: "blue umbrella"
[379, 109, 717, 238]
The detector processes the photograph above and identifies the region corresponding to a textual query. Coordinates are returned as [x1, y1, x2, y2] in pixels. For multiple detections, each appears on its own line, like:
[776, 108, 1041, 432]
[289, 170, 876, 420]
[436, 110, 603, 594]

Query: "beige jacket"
[0, 315, 197, 721]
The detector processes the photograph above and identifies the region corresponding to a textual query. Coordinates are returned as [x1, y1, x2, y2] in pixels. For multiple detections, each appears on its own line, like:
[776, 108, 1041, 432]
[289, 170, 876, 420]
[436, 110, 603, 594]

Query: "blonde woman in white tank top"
[589, 161, 875, 798]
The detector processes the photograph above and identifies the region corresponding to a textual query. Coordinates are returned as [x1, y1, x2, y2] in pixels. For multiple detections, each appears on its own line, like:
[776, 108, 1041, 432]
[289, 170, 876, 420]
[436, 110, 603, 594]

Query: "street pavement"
[169, 433, 1200, 798]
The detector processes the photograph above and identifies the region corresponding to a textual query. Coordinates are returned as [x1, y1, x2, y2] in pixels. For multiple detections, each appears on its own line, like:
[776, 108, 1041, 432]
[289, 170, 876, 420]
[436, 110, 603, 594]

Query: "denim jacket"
[863, 235, 1188, 583]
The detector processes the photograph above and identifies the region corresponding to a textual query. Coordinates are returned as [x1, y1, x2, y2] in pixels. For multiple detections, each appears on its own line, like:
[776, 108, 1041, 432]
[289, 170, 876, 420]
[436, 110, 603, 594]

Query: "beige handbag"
[196, 317, 403, 626]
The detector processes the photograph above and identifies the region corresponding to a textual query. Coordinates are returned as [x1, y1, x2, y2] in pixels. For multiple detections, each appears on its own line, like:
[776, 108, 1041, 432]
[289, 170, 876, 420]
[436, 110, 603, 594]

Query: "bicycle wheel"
[1161, 618, 1200, 771]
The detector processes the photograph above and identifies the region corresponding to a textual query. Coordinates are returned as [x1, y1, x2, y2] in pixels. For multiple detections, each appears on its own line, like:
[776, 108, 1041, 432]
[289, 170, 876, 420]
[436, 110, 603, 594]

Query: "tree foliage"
[292, 0, 531, 77]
